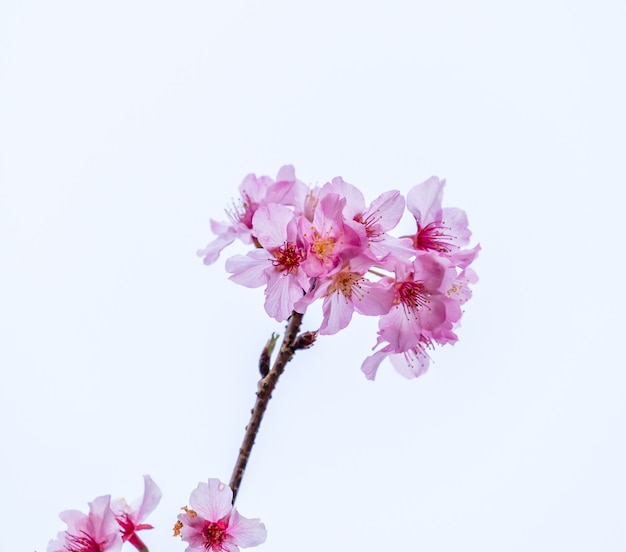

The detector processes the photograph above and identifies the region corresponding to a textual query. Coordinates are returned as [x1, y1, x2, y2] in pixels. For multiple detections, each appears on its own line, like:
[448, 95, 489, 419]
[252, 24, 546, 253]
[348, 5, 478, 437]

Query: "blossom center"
[355, 211, 383, 240]
[115, 513, 134, 539]
[226, 193, 258, 229]
[415, 222, 455, 253]
[64, 531, 103, 552]
[331, 272, 364, 301]
[272, 242, 304, 274]
[395, 281, 430, 311]
[311, 234, 336, 259]
[202, 520, 228, 550]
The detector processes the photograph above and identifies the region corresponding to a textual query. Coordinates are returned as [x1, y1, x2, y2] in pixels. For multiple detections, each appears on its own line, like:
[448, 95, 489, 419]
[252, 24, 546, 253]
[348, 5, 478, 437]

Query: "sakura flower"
[295, 254, 394, 335]
[174, 479, 267, 552]
[322, 176, 412, 259]
[48, 495, 122, 552]
[360, 252, 470, 380]
[226, 203, 310, 321]
[426, 266, 479, 345]
[376, 252, 456, 353]
[197, 165, 307, 264]
[111, 475, 162, 551]
[299, 192, 364, 278]
[405, 176, 472, 256]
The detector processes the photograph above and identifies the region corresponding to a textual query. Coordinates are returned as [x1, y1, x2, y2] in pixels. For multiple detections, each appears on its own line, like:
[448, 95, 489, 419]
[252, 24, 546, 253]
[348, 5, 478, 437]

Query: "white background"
[1, 1, 625, 550]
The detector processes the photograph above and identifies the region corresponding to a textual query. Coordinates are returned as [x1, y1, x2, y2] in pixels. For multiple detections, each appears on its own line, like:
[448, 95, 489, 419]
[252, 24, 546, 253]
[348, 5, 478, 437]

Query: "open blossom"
[299, 192, 364, 278]
[376, 253, 456, 352]
[295, 254, 394, 335]
[174, 479, 267, 552]
[362, 254, 474, 380]
[322, 176, 412, 259]
[48, 495, 122, 552]
[405, 176, 472, 257]
[111, 475, 162, 549]
[197, 165, 307, 265]
[226, 203, 310, 321]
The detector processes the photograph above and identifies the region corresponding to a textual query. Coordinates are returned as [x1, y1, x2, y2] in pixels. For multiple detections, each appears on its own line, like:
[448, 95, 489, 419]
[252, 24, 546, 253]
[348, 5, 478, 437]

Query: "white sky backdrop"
[1, 1, 625, 550]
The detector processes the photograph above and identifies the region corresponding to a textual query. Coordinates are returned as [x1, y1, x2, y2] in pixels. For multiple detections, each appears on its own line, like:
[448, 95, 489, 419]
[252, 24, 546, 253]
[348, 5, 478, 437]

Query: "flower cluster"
[199, 166, 479, 379]
[48, 476, 161, 552]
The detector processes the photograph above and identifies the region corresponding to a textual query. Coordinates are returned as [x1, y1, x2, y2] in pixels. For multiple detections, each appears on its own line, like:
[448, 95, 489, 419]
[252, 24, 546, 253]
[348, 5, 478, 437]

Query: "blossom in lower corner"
[48, 495, 122, 552]
[174, 479, 267, 552]
[111, 475, 162, 550]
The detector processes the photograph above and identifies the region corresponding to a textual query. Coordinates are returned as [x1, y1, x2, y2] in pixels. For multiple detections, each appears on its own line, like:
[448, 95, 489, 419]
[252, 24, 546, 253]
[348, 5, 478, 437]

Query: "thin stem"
[229, 311, 304, 504]
[128, 533, 149, 552]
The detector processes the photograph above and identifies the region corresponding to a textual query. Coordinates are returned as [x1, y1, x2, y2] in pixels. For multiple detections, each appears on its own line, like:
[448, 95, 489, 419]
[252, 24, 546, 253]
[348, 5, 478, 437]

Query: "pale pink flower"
[197, 165, 307, 264]
[405, 176, 472, 256]
[426, 266, 479, 345]
[111, 475, 162, 549]
[299, 192, 364, 278]
[323, 176, 412, 259]
[295, 255, 394, 335]
[361, 252, 471, 380]
[226, 203, 310, 321]
[48, 495, 122, 552]
[175, 479, 267, 552]
[376, 253, 456, 353]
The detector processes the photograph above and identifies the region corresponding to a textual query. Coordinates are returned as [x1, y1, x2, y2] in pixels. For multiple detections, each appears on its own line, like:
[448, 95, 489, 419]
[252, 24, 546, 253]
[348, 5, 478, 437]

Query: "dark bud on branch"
[259, 333, 279, 377]
[294, 330, 318, 350]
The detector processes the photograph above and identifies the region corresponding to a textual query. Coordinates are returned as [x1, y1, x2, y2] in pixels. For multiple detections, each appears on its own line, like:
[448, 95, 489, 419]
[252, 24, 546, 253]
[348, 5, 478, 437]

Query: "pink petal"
[441, 207, 471, 246]
[352, 280, 394, 316]
[406, 176, 444, 224]
[361, 350, 390, 380]
[449, 244, 481, 269]
[189, 479, 233, 522]
[365, 189, 405, 231]
[319, 292, 355, 335]
[238, 173, 272, 203]
[275, 164, 295, 183]
[323, 176, 365, 220]
[264, 271, 307, 322]
[226, 251, 269, 288]
[252, 204, 293, 249]
[197, 228, 238, 265]
[88, 495, 120, 545]
[378, 306, 422, 353]
[134, 475, 162, 523]
[57, 509, 87, 537]
[227, 509, 267, 547]
[389, 348, 430, 379]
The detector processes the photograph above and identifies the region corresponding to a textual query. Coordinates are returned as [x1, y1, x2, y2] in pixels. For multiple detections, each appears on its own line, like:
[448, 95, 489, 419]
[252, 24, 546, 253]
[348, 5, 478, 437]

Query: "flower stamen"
[272, 242, 305, 274]
[415, 221, 456, 253]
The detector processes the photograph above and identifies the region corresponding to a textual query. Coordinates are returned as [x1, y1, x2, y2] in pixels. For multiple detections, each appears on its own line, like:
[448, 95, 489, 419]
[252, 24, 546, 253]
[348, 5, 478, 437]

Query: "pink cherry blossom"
[295, 255, 394, 335]
[323, 176, 412, 259]
[48, 495, 122, 552]
[197, 165, 307, 265]
[405, 176, 472, 256]
[376, 253, 456, 353]
[175, 479, 267, 552]
[299, 192, 364, 278]
[361, 252, 473, 380]
[111, 475, 162, 550]
[226, 203, 310, 321]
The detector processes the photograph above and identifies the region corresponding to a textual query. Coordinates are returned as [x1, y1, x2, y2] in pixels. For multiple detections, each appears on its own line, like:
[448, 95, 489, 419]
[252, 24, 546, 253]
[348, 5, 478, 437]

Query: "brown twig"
[229, 311, 305, 503]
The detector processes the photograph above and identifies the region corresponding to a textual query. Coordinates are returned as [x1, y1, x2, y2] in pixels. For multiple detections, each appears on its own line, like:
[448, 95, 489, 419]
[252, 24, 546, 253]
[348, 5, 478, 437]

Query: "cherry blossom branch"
[229, 311, 307, 503]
